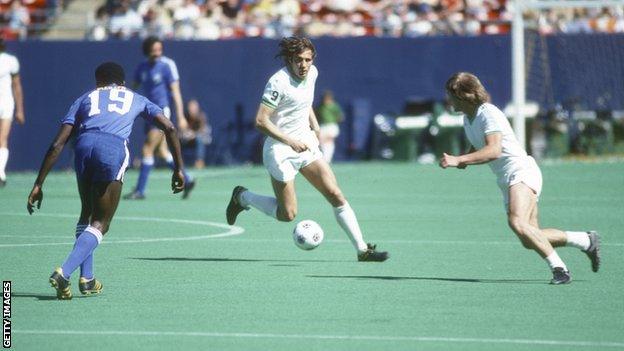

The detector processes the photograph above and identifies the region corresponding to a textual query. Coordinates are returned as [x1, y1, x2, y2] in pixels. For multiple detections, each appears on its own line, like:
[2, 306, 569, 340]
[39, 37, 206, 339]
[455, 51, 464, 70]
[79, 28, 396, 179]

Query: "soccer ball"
[292, 220, 324, 250]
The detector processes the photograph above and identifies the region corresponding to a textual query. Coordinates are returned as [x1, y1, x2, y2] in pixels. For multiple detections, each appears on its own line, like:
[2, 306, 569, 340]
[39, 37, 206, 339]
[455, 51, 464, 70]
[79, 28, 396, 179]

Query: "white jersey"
[260, 65, 318, 145]
[463, 103, 530, 179]
[0, 52, 19, 104]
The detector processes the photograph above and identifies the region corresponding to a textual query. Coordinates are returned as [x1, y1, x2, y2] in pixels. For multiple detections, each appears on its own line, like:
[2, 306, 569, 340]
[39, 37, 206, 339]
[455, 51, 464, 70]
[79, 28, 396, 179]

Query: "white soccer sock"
[0, 147, 8, 180]
[142, 156, 155, 166]
[333, 202, 368, 252]
[322, 142, 335, 163]
[544, 251, 567, 271]
[240, 190, 277, 219]
[565, 231, 591, 251]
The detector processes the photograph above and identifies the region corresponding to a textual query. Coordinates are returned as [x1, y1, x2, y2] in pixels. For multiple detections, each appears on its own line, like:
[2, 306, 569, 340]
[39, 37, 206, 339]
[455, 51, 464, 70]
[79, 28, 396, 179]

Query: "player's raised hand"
[171, 170, 185, 194]
[27, 184, 43, 215]
[288, 138, 309, 153]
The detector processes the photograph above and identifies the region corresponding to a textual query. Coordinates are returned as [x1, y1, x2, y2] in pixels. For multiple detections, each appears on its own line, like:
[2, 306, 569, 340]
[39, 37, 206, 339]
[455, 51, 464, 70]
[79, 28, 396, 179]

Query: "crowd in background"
[0, 0, 62, 39]
[87, 0, 624, 40]
[2, 0, 624, 40]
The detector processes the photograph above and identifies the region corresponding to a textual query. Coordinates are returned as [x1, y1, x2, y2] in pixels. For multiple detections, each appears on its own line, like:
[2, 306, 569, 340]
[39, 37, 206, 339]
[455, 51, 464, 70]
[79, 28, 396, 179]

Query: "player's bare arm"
[152, 114, 185, 193]
[170, 81, 187, 130]
[255, 103, 308, 152]
[27, 123, 75, 214]
[309, 108, 320, 140]
[439, 132, 501, 169]
[11, 73, 24, 125]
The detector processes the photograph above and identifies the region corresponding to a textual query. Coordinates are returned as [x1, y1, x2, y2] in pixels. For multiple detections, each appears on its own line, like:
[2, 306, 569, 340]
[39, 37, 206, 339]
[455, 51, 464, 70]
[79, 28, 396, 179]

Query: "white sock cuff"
[164, 154, 174, 163]
[333, 202, 351, 213]
[84, 226, 103, 244]
[142, 156, 155, 166]
[545, 251, 566, 270]
[0, 147, 7, 154]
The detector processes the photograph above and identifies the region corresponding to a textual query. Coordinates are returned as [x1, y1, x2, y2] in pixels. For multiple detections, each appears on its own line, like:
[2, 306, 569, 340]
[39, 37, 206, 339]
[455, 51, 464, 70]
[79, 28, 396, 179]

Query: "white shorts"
[263, 132, 323, 182]
[319, 123, 340, 139]
[497, 156, 543, 210]
[0, 99, 15, 120]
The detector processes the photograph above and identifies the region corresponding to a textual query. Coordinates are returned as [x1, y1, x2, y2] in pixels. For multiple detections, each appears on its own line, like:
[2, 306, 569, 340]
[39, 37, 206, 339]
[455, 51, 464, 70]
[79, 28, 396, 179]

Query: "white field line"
[0, 212, 244, 248]
[12, 329, 624, 348]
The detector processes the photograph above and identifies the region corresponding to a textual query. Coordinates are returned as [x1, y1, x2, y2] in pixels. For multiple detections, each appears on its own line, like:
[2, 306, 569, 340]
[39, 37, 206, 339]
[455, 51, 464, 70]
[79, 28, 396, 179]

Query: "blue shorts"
[145, 106, 170, 134]
[74, 131, 130, 183]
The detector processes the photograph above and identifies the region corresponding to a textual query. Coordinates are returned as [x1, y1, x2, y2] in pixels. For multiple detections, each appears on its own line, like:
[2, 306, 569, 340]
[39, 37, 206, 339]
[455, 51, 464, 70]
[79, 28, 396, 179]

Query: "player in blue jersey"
[124, 36, 195, 200]
[27, 62, 186, 300]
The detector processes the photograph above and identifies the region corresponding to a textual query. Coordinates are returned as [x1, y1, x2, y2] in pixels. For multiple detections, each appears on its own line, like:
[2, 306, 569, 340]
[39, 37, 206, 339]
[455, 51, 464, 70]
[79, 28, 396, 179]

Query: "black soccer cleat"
[182, 179, 196, 199]
[123, 191, 145, 200]
[79, 277, 103, 295]
[226, 186, 248, 225]
[550, 267, 572, 285]
[49, 268, 72, 300]
[583, 231, 601, 273]
[357, 243, 389, 262]
[0, 178, 6, 188]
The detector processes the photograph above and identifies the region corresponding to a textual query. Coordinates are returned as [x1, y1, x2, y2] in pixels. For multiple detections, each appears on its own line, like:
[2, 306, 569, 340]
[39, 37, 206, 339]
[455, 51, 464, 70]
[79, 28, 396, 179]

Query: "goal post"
[511, 0, 624, 149]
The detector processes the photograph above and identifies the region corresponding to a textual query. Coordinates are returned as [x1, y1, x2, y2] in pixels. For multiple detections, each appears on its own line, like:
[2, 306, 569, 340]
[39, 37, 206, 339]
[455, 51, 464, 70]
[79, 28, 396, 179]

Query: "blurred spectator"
[86, 5, 110, 41]
[180, 99, 212, 169]
[79, 1, 624, 41]
[8, 1, 31, 40]
[108, 0, 143, 39]
[316, 90, 344, 163]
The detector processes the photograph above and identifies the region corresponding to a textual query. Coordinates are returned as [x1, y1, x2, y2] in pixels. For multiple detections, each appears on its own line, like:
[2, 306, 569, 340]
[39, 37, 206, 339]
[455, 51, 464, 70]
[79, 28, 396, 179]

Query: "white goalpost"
[511, 0, 624, 148]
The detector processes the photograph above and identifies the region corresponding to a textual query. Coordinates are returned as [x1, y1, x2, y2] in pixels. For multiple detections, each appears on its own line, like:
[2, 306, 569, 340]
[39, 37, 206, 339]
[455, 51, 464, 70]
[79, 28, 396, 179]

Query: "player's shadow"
[308, 275, 560, 284]
[129, 257, 351, 263]
[10, 292, 87, 301]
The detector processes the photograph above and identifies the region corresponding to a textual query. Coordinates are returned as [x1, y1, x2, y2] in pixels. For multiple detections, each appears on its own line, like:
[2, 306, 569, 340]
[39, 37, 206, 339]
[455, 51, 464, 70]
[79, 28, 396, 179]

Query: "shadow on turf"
[308, 275, 568, 284]
[129, 257, 351, 263]
[11, 292, 88, 301]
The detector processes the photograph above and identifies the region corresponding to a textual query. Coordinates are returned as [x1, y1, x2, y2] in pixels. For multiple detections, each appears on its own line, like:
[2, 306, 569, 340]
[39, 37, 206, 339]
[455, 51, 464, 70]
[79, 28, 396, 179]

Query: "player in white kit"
[439, 72, 600, 284]
[226, 37, 388, 262]
[0, 38, 25, 187]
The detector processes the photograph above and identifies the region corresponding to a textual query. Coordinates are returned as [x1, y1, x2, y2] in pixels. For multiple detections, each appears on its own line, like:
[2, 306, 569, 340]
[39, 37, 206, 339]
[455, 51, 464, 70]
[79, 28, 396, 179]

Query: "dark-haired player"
[27, 62, 186, 299]
[226, 37, 388, 262]
[124, 36, 195, 200]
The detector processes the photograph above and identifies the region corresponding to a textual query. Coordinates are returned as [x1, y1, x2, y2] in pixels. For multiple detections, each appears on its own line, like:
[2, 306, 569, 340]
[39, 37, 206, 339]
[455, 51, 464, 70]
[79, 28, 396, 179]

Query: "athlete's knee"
[326, 188, 345, 206]
[508, 217, 532, 249]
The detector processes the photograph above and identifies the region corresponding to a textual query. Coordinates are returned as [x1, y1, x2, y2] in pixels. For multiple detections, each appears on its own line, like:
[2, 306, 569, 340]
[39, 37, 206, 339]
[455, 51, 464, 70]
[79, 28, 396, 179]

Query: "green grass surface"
[2, 161, 623, 350]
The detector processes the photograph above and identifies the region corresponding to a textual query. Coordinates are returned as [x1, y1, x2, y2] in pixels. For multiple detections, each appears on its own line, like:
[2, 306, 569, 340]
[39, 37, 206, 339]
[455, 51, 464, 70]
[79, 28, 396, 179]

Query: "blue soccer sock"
[165, 154, 193, 183]
[75, 224, 94, 280]
[61, 226, 102, 280]
[136, 156, 154, 195]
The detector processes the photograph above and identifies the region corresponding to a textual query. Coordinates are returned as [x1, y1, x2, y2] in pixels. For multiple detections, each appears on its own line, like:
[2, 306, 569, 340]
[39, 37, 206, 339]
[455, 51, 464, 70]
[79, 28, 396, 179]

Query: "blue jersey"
[133, 56, 179, 108]
[62, 86, 163, 140]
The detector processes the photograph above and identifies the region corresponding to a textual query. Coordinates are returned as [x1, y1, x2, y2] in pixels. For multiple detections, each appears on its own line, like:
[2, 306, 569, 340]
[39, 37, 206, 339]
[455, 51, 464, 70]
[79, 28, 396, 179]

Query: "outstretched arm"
[255, 103, 308, 152]
[12, 74, 24, 125]
[152, 114, 185, 193]
[309, 108, 320, 141]
[439, 132, 502, 169]
[170, 81, 187, 130]
[27, 124, 75, 214]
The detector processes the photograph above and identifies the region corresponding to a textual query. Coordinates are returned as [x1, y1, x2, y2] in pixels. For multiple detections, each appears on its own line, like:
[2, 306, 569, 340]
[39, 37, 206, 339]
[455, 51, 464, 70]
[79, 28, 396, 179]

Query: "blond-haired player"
[440, 72, 600, 284]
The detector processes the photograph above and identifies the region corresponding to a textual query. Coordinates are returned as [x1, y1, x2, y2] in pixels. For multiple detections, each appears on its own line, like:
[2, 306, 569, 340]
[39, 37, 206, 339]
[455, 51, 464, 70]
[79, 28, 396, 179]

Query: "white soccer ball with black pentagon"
[292, 220, 324, 250]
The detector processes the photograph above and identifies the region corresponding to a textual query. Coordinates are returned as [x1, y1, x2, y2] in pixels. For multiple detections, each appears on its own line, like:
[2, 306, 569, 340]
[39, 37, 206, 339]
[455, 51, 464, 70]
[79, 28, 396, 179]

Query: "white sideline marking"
[12, 330, 624, 348]
[0, 212, 244, 248]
